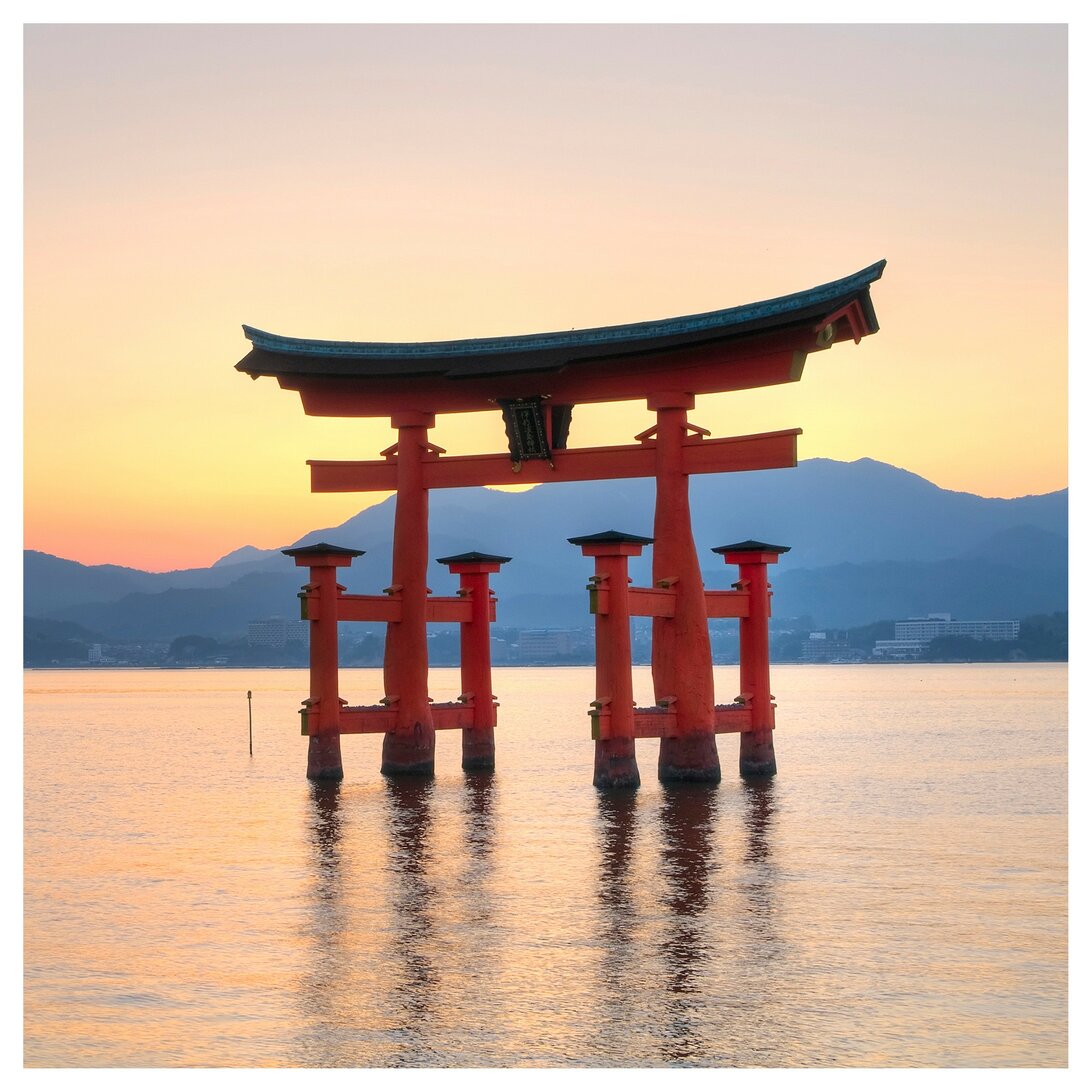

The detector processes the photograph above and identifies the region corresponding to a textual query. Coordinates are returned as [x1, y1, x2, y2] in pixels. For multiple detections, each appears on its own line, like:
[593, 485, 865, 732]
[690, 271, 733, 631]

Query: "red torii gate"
[238, 260, 885, 785]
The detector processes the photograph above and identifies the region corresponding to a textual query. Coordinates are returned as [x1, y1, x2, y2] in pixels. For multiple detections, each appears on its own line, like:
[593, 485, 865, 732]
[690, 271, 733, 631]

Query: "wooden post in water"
[282, 542, 366, 781]
[569, 530, 652, 789]
[649, 393, 720, 784]
[436, 551, 512, 772]
[381, 412, 437, 777]
[712, 541, 790, 778]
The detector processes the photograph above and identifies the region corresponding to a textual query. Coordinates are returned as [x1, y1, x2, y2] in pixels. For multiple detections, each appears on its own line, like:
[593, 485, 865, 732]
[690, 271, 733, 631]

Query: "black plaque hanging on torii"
[498, 397, 551, 465]
[497, 397, 575, 468]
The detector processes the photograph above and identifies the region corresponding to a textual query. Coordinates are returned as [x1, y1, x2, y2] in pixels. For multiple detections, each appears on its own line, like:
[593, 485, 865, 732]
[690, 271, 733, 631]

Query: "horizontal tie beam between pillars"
[301, 593, 497, 624]
[308, 427, 801, 492]
[591, 585, 751, 620]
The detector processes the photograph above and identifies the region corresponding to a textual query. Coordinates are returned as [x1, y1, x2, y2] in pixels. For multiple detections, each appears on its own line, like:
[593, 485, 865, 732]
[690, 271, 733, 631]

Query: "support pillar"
[569, 530, 651, 788]
[381, 412, 437, 775]
[437, 551, 512, 771]
[283, 543, 366, 780]
[713, 541, 790, 777]
[648, 392, 720, 783]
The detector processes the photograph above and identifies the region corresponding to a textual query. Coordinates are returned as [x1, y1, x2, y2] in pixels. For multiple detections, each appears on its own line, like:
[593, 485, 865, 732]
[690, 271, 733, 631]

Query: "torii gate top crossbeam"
[236, 261, 885, 417]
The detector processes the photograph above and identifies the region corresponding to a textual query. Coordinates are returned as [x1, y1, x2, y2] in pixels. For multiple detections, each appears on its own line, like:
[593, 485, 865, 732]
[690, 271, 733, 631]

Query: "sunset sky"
[23, 22, 1067, 572]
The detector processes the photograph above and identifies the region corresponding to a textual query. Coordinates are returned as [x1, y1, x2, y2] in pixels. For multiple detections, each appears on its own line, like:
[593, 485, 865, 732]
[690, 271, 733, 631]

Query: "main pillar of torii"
[237, 261, 885, 779]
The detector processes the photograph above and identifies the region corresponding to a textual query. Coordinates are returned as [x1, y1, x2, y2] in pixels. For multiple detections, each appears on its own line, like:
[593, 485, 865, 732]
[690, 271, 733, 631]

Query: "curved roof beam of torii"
[237, 259, 885, 381]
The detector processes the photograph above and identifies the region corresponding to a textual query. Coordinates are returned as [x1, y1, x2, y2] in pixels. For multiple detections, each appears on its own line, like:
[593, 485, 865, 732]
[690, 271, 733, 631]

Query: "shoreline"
[24, 658, 1068, 672]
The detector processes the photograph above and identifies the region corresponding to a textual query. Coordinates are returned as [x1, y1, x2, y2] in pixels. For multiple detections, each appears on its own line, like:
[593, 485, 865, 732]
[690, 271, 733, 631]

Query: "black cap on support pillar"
[568, 530, 654, 556]
[711, 540, 790, 565]
[282, 542, 365, 567]
[436, 551, 512, 574]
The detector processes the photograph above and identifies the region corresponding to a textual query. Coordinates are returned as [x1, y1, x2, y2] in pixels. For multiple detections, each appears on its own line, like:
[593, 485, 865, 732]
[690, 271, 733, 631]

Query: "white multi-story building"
[873, 613, 1019, 659]
[893, 613, 1020, 643]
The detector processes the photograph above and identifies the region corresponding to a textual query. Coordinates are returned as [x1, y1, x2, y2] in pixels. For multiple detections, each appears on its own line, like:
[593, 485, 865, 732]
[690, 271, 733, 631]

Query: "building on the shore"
[801, 631, 863, 663]
[247, 616, 307, 649]
[870, 640, 929, 661]
[873, 613, 1020, 660]
[516, 628, 589, 663]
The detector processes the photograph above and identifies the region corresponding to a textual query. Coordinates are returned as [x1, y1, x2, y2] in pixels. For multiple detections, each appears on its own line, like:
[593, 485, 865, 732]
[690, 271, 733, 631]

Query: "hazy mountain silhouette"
[25, 458, 1066, 638]
[50, 571, 306, 641]
[767, 539, 1067, 628]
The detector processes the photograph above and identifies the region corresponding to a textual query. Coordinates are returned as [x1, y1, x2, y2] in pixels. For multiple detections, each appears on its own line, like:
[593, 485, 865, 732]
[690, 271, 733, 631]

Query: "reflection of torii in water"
[238, 260, 885, 786]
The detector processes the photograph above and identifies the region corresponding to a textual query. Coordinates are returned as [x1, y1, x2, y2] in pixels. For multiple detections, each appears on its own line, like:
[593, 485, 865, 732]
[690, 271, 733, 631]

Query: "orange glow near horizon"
[24, 25, 1067, 572]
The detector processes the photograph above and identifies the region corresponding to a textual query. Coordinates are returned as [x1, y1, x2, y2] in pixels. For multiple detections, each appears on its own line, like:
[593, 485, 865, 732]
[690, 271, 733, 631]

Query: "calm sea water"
[24, 664, 1066, 1068]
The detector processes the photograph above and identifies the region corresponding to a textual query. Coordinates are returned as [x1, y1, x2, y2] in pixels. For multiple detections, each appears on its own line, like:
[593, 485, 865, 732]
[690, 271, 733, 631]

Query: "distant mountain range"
[24, 458, 1067, 640]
